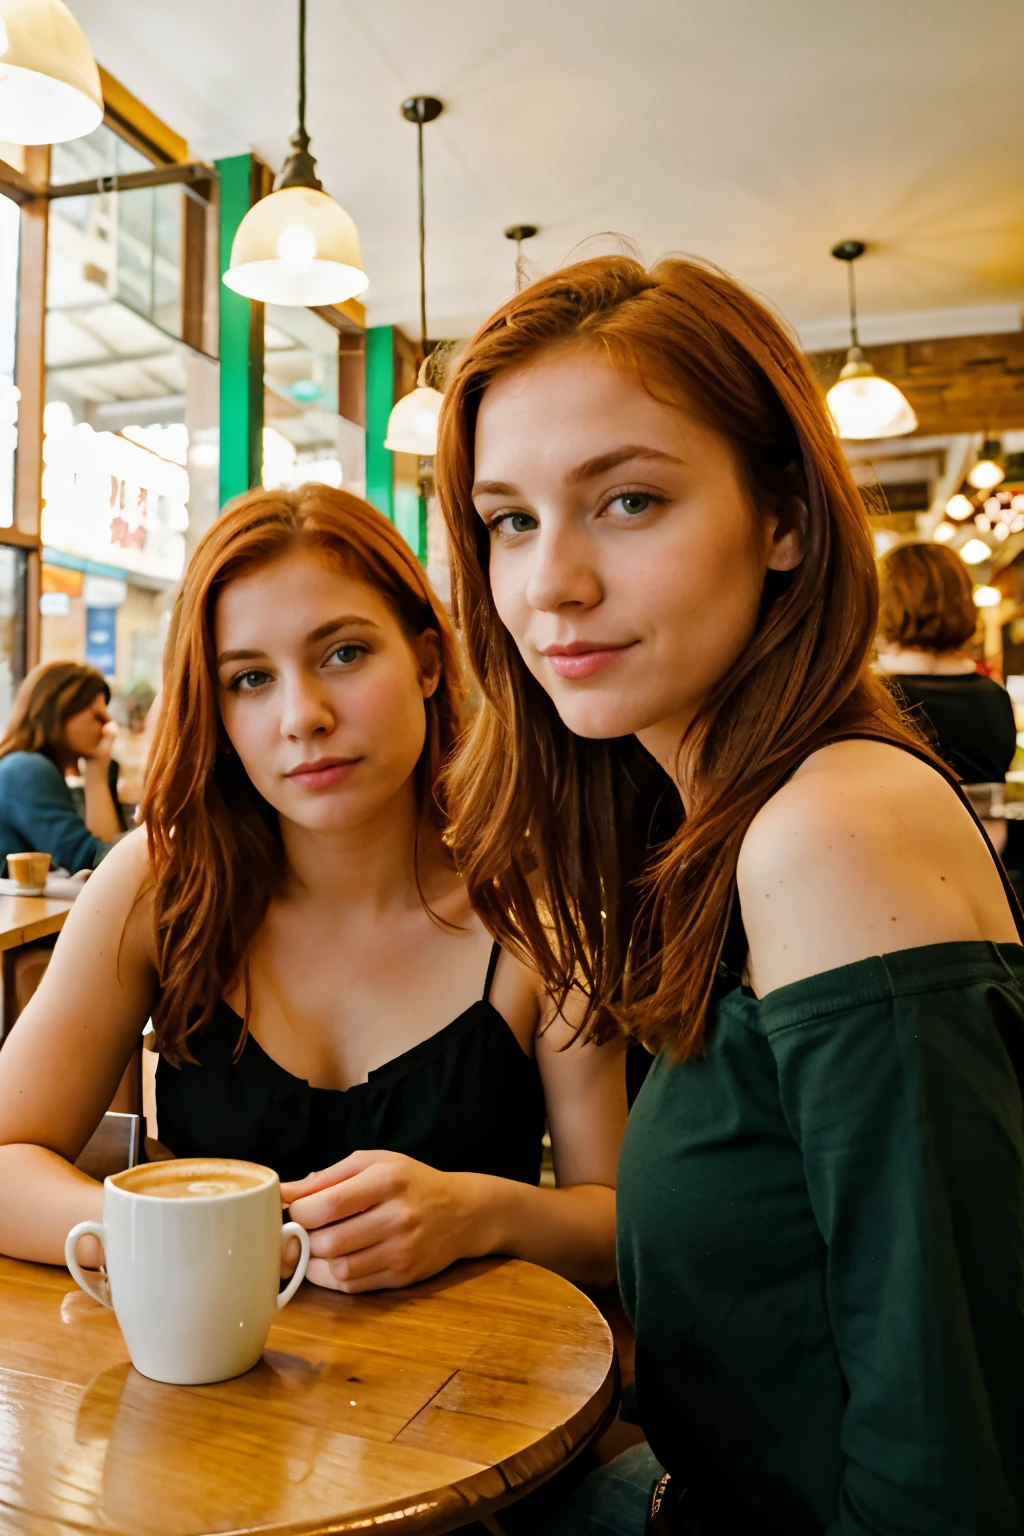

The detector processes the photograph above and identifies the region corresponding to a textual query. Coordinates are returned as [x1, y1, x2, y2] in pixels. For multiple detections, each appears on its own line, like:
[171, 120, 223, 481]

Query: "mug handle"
[278, 1221, 310, 1309]
[65, 1221, 112, 1308]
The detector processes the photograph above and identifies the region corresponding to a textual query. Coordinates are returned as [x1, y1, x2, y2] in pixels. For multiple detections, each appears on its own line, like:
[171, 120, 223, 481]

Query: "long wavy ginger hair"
[436, 253, 934, 1059]
[142, 485, 465, 1064]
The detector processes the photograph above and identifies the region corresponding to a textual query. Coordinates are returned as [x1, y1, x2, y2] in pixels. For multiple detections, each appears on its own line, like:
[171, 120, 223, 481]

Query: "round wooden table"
[0, 1252, 617, 1534]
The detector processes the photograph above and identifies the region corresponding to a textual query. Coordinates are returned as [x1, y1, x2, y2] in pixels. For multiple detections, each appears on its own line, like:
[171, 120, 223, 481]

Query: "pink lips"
[542, 642, 638, 680]
[285, 758, 359, 790]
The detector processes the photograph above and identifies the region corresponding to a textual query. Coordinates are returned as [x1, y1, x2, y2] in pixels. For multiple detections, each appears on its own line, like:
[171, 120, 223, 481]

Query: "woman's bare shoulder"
[64, 826, 157, 961]
[737, 739, 1018, 996]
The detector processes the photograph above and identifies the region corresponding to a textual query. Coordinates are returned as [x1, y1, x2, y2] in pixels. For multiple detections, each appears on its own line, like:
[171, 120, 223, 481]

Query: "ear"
[764, 465, 808, 573]
[413, 629, 442, 699]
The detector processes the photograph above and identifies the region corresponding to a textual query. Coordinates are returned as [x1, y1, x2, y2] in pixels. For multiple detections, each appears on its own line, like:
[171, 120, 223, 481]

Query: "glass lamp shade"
[223, 186, 368, 307]
[825, 349, 917, 440]
[973, 585, 1001, 608]
[0, 0, 102, 144]
[967, 458, 1005, 492]
[945, 493, 974, 521]
[959, 538, 991, 566]
[384, 385, 443, 456]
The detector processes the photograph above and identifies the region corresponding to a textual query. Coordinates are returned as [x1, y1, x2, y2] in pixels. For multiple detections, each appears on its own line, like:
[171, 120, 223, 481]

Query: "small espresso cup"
[65, 1158, 310, 1385]
[6, 851, 51, 894]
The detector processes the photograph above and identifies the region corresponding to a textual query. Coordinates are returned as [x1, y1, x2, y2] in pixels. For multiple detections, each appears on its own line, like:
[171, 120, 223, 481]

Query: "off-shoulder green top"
[618, 828, 1024, 1534]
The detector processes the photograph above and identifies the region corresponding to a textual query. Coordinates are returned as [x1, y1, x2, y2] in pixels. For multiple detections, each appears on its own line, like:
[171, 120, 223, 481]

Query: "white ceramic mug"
[65, 1157, 310, 1385]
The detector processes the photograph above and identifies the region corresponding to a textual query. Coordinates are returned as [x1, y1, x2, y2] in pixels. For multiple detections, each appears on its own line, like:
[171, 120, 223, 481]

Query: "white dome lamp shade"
[223, 0, 367, 308]
[825, 241, 917, 441]
[385, 97, 444, 458]
[385, 361, 444, 456]
[967, 438, 1006, 492]
[0, 0, 102, 145]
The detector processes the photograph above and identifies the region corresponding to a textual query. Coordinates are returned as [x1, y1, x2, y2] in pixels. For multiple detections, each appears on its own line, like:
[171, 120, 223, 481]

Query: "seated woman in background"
[0, 662, 125, 874]
[0, 487, 624, 1294]
[876, 540, 1016, 783]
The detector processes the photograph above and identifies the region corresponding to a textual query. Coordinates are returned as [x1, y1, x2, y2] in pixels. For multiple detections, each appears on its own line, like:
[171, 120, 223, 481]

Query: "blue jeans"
[529, 1443, 664, 1535]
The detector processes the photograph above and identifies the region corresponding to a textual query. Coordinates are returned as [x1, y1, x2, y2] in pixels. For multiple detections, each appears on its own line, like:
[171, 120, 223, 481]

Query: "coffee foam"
[114, 1159, 275, 1199]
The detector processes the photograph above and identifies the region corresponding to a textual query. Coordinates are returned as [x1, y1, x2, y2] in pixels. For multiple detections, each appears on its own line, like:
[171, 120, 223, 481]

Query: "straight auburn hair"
[142, 485, 465, 1064]
[436, 253, 935, 1058]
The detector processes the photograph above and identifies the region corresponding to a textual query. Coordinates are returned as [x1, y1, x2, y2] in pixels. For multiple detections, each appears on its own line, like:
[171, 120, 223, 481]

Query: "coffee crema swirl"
[114, 1158, 275, 1200]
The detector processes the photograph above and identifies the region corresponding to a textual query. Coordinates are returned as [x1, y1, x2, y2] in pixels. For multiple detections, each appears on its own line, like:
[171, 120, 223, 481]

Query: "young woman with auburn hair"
[435, 255, 1024, 1534]
[0, 486, 625, 1292]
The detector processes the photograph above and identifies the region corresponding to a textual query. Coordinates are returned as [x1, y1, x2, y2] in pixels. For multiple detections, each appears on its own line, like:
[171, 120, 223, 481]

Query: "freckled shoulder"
[736, 739, 1017, 996]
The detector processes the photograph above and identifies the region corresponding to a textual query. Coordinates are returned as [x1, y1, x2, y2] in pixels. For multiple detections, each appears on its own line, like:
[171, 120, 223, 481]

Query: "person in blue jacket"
[0, 662, 125, 874]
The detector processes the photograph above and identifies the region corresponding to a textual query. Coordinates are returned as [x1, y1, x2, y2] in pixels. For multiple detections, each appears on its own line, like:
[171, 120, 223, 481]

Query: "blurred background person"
[876, 542, 1016, 785]
[0, 662, 125, 875]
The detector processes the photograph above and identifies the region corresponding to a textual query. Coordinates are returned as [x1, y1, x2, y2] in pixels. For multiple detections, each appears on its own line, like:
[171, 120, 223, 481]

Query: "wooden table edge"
[223, 1345, 622, 1536]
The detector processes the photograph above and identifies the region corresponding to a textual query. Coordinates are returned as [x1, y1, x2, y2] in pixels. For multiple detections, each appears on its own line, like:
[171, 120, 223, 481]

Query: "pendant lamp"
[505, 223, 538, 292]
[967, 438, 1005, 491]
[824, 241, 917, 441]
[223, 0, 367, 307]
[0, 0, 102, 145]
[384, 96, 444, 457]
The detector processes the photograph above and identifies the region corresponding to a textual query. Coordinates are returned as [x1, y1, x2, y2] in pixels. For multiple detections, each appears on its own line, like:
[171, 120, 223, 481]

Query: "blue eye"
[490, 510, 538, 538]
[613, 492, 653, 515]
[230, 669, 271, 694]
[329, 644, 365, 666]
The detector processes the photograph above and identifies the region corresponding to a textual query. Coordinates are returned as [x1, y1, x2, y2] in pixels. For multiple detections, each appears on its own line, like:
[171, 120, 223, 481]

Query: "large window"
[263, 305, 365, 496]
[41, 123, 218, 700]
[0, 546, 26, 724]
[0, 194, 18, 528]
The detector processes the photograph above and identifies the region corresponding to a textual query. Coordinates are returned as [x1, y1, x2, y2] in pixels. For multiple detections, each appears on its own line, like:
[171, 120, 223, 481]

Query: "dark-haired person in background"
[876, 541, 1017, 784]
[0, 662, 125, 874]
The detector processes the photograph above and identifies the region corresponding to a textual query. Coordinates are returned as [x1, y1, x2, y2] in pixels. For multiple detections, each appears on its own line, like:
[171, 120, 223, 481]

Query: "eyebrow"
[472, 445, 686, 498]
[216, 614, 381, 666]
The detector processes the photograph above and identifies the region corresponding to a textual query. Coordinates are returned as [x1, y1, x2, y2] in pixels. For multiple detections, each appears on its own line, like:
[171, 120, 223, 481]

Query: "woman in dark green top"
[435, 253, 1024, 1534]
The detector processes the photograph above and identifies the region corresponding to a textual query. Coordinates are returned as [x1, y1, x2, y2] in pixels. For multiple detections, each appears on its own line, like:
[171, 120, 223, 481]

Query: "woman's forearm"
[460, 1175, 617, 1288]
[0, 1144, 103, 1267]
[83, 761, 122, 843]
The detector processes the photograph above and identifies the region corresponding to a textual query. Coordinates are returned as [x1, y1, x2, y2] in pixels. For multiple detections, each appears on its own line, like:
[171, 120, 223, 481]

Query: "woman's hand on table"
[281, 1150, 487, 1293]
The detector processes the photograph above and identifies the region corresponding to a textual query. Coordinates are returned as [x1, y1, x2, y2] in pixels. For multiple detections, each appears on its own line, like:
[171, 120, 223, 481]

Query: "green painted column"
[365, 325, 394, 522]
[217, 154, 264, 507]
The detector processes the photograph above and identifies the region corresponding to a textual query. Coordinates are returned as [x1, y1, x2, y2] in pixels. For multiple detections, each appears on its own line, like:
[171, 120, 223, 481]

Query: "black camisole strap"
[482, 941, 501, 1004]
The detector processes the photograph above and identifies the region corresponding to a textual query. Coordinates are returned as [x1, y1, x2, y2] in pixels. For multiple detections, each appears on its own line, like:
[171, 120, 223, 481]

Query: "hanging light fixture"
[223, 0, 367, 307]
[945, 493, 975, 521]
[959, 538, 991, 566]
[505, 223, 538, 293]
[385, 96, 444, 457]
[0, 0, 102, 145]
[967, 437, 1006, 491]
[824, 241, 917, 441]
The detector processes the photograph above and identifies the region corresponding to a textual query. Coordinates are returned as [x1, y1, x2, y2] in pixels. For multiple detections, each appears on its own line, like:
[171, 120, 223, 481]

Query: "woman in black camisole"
[0, 487, 625, 1293]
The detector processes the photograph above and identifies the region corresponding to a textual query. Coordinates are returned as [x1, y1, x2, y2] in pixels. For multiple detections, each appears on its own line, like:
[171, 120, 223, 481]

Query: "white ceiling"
[71, 0, 1024, 347]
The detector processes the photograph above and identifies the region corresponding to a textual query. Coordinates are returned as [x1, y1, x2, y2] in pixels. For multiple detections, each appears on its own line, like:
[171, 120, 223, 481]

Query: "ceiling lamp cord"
[504, 224, 539, 294]
[416, 108, 429, 362]
[846, 257, 859, 350]
[383, 97, 445, 458]
[297, 0, 308, 146]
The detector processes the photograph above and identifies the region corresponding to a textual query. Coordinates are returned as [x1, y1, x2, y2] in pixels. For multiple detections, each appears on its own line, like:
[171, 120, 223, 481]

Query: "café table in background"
[0, 892, 74, 1043]
[0, 1252, 617, 1535]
